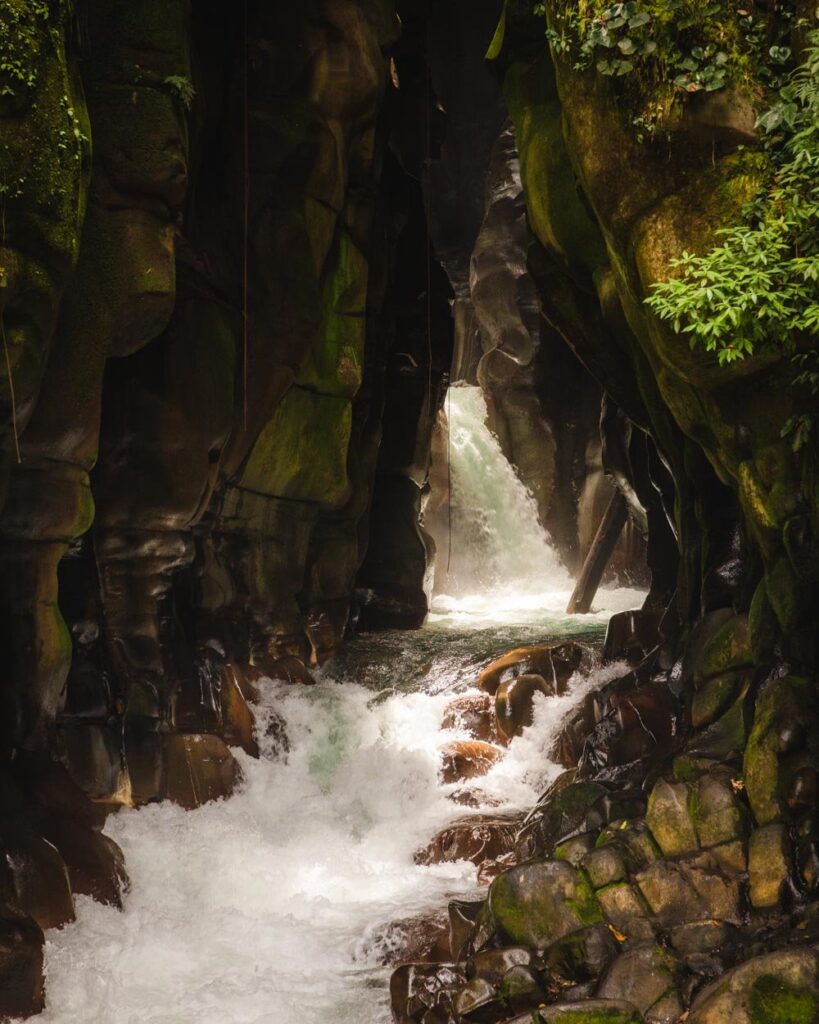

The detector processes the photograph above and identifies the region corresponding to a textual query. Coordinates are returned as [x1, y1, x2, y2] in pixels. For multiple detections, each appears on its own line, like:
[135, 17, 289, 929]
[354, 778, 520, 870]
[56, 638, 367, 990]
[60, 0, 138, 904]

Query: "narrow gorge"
[0, 1, 817, 1022]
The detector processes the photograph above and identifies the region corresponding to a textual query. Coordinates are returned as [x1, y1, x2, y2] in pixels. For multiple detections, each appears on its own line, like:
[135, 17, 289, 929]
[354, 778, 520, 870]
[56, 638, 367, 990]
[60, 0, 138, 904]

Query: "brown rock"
[495, 673, 555, 742]
[390, 962, 468, 1024]
[551, 692, 597, 769]
[0, 823, 75, 929]
[439, 741, 503, 784]
[39, 818, 128, 908]
[254, 654, 316, 686]
[477, 642, 583, 696]
[441, 693, 496, 742]
[374, 911, 451, 967]
[0, 909, 44, 1020]
[415, 814, 522, 867]
[164, 734, 239, 809]
[221, 664, 259, 756]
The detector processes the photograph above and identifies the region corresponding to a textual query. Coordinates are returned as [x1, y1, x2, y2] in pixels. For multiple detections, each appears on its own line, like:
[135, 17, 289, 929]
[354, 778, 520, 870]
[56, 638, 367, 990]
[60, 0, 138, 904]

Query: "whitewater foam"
[36, 655, 625, 1024]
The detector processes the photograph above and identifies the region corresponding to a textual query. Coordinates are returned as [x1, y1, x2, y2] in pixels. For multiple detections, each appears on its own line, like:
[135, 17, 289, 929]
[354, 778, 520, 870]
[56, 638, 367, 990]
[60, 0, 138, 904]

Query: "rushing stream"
[35, 384, 644, 1024]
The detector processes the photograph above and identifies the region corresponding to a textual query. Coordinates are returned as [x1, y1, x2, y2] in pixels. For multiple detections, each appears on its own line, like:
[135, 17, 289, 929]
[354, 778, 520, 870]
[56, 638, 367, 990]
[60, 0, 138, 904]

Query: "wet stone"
[554, 832, 597, 867]
[374, 911, 451, 967]
[448, 899, 486, 963]
[0, 909, 44, 1021]
[748, 823, 792, 910]
[0, 823, 75, 930]
[688, 946, 819, 1024]
[415, 814, 521, 868]
[38, 817, 128, 908]
[441, 693, 496, 743]
[164, 733, 239, 809]
[669, 919, 736, 955]
[478, 642, 583, 697]
[495, 674, 556, 742]
[595, 881, 656, 943]
[488, 859, 602, 951]
[390, 962, 467, 1024]
[582, 847, 627, 890]
[693, 770, 747, 849]
[597, 943, 682, 1024]
[534, 999, 644, 1023]
[645, 778, 699, 858]
[543, 922, 620, 986]
[439, 741, 503, 785]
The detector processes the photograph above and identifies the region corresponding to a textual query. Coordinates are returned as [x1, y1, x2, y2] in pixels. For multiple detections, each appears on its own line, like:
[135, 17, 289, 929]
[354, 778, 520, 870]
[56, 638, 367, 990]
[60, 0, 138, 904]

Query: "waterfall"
[431, 386, 571, 622]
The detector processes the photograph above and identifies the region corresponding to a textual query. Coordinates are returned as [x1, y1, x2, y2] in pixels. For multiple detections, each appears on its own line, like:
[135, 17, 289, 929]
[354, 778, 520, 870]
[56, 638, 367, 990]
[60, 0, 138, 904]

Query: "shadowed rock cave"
[0, 1, 817, 1022]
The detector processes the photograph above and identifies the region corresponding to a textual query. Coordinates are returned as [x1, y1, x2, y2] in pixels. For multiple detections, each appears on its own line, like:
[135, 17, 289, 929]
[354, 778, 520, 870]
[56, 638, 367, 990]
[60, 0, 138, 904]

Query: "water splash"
[431, 385, 644, 624]
[36, 645, 625, 1024]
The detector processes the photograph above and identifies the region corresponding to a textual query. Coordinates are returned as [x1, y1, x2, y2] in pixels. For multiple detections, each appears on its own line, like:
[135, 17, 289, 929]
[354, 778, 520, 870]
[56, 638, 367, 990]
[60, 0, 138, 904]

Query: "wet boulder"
[551, 692, 597, 769]
[595, 881, 656, 943]
[372, 911, 451, 967]
[478, 642, 584, 696]
[0, 909, 44, 1021]
[495, 674, 555, 742]
[389, 962, 468, 1024]
[415, 814, 522, 868]
[597, 944, 683, 1024]
[38, 818, 128, 908]
[254, 654, 316, 686]
[533, 999, 644, 1023]
[543, 923, 620, 987]
[645, 778, 699, 858]
[748, 824, 792, 910]
[164, 734, 239, 809]
[0, 823, 74, 929]
[603, 609, 663, 666]
[518, 776, 645, 861]
[578, 677, 679, 773]
[488, 859, 602, 951]
[449, 899, 491, 963]
[635, 851, 741, 928]
[220, 663, 259, 756]
[442, 693, 497, 743]
[439, 741, 503, 784]
[688, 946, 819, 1024]
[743, 674, 819, 827]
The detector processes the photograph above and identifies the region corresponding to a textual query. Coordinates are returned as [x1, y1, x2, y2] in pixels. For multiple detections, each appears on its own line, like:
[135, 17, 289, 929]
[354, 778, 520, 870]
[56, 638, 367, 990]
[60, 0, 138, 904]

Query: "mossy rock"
[688, 947, 819, 1024]
[692, 770, 748, 849]
[536, 1000, 644, 1024]
[692, 673, 743, 730]
[743, 675, 818, 826]
[488, 859, 602, 951]
[692, 614, 752, 686]
[645, 778, 699, 858]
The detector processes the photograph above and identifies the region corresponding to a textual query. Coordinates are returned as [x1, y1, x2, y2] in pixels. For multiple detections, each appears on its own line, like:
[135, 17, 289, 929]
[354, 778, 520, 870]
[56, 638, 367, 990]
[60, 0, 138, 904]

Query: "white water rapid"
[431, 385, 643, 624]
[36, 646, 629, 1024]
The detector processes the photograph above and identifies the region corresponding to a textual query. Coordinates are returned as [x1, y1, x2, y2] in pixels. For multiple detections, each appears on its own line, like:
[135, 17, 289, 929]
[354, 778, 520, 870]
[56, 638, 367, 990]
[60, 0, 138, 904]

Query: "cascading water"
[31, 385, 644, 1024]
[34, 645, 628, 1024]
[431, 384, 643, 623]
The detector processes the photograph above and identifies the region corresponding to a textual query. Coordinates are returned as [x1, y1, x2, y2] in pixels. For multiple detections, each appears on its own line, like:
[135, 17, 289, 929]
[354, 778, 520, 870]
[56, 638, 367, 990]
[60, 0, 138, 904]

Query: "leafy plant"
[538, 0, 801, 99]
[647, 33, 819, 449]
[163, 75, 195, 111]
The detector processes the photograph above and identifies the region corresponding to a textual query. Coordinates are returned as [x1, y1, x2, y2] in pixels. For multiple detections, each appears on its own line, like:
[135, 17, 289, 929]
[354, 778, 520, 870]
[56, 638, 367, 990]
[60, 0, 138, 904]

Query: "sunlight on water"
[431, 384, 644, 626]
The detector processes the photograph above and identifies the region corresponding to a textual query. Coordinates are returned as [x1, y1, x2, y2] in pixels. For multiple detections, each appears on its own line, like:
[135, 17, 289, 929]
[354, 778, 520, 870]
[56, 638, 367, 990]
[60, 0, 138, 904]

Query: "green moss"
[567, 870, 604, 925]
[749, 974, 819, 1024]
[239, 386, 353, 507]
